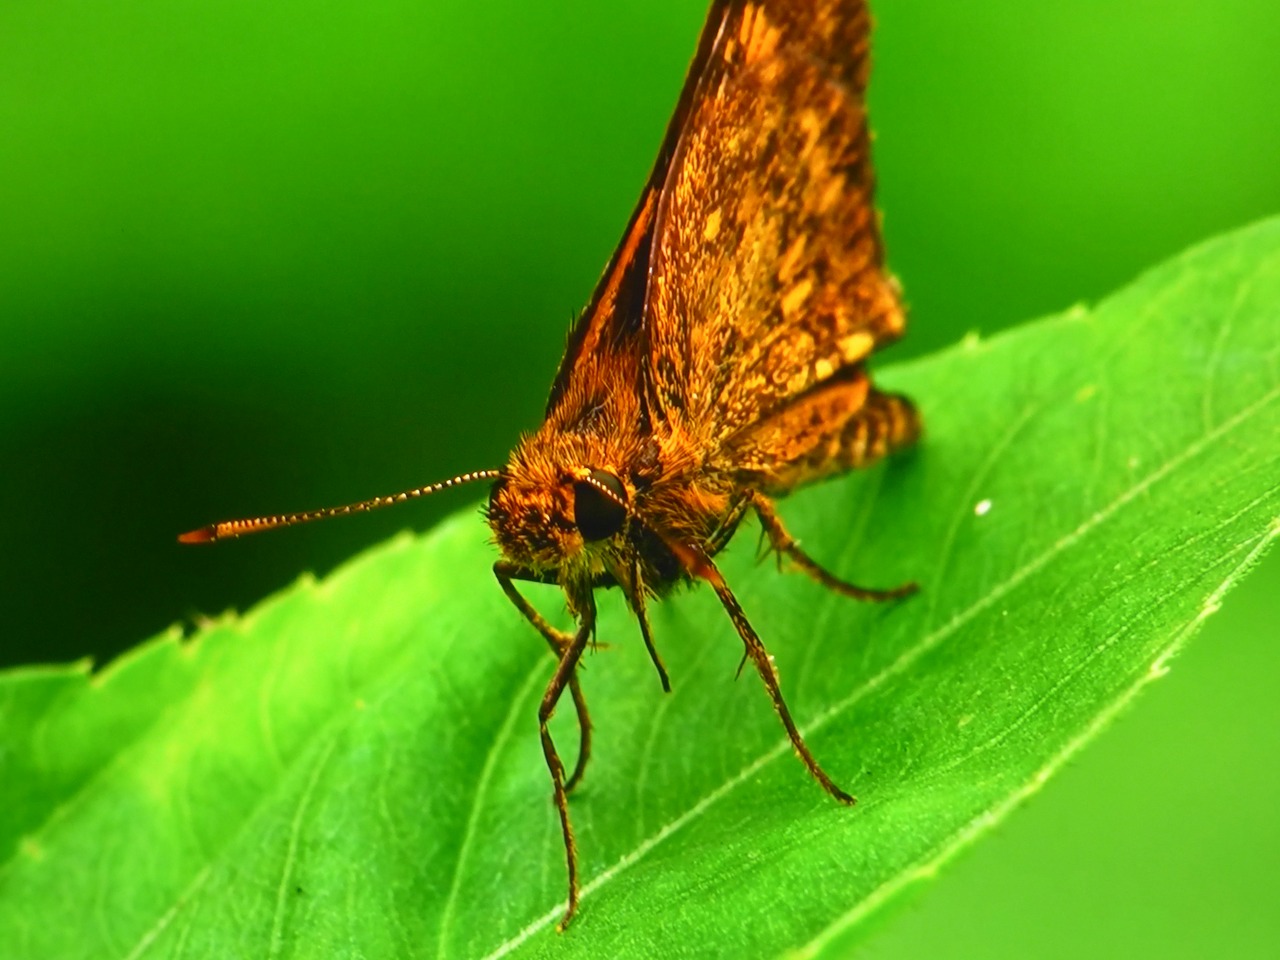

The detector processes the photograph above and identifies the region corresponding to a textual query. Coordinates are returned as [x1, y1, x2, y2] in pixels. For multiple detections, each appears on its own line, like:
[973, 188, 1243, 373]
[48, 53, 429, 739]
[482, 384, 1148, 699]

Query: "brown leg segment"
[627, 553, 671, 693]
[655, 535, 856, 807]
[494, 562, 595, 929]
[707, 493, 751, 557]
[538, 605, 593, 930]
[702, 553, 855, 805]
[494, 563, 593, 793]
[749, 490, 917, 602]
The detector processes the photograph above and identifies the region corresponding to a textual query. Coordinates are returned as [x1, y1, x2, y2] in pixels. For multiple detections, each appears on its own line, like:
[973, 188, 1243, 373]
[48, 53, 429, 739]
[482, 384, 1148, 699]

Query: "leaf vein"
[435, 661, 547, 960]
[268, 731, 340, 960]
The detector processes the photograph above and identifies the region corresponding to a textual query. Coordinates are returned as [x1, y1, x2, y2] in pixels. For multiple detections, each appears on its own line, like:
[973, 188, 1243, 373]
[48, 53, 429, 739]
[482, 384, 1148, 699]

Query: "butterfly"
[182, 0, 918, 929]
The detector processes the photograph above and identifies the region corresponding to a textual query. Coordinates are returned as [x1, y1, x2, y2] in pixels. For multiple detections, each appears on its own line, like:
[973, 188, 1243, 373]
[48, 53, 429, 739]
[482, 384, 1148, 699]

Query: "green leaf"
[2, 217, 1278, 959]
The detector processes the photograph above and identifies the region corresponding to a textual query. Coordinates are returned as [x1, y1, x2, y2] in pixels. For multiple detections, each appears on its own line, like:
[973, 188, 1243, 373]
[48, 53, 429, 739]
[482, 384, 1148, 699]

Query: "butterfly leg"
[656, 536, 855, 806]
[747, 490, 917, 601]
[494, 562, 593, 793]
[701, 551, 854, 804]
[495, 562, 595, 929]
[624, 553, 671, 693]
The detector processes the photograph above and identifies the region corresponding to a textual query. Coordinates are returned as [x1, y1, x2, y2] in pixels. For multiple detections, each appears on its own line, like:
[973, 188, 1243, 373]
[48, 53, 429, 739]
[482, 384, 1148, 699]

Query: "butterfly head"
[487, 460, 631, 575]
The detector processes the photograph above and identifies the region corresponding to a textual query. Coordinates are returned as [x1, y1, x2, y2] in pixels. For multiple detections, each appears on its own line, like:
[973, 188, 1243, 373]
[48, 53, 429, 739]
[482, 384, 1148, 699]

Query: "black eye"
[573, 470, 627, 542]
[485, 476, 507, 515]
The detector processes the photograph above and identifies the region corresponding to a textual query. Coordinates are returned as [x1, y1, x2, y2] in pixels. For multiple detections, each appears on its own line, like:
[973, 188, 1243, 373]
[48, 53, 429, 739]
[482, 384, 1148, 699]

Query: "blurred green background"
[1, 0, 1276, 956]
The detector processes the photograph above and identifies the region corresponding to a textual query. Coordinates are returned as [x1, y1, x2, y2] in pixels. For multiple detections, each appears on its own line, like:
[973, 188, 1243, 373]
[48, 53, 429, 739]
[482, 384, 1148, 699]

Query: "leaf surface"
[1, 218, 1278, 959]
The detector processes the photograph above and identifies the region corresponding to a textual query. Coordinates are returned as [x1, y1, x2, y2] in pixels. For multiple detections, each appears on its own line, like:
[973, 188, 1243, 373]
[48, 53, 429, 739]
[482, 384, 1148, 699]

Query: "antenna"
[178, 469, 502, 544]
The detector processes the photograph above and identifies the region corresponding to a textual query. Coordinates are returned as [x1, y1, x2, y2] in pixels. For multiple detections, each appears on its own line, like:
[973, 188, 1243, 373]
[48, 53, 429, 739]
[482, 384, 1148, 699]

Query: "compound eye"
[573, 469, 627, 542]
